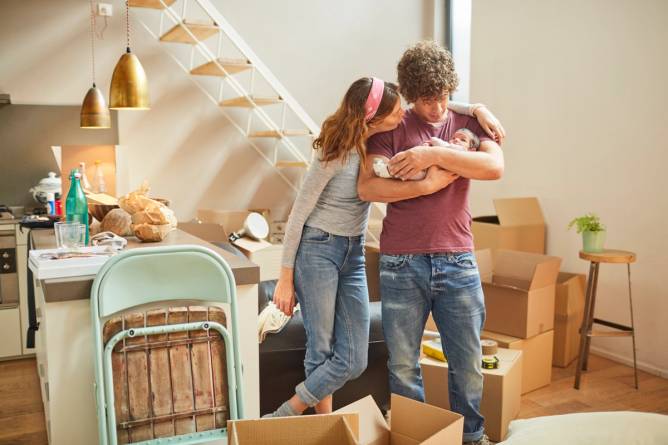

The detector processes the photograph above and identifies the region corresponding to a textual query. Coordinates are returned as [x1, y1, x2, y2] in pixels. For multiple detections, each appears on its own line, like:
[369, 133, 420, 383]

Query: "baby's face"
[450, 130, 473, 149]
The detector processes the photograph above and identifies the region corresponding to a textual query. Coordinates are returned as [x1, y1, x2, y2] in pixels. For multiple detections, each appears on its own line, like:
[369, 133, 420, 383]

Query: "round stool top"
[579, 249, 636, 264]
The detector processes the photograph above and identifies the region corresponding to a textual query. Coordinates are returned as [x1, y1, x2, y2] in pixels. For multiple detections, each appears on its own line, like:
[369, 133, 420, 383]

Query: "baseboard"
[589, 346, 668, 379]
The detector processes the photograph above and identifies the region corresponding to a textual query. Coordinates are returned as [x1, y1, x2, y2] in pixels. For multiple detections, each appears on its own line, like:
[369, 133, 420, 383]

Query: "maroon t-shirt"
[367, 109, 493, 254]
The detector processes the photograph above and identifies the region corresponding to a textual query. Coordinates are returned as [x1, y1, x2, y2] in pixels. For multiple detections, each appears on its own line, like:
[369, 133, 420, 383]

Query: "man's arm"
[358, 155, 457, 203]
[389, 140, 504, 181]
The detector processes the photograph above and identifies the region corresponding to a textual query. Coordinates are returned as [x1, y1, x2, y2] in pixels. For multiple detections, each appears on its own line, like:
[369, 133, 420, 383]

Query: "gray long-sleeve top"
[281, 151, 368, 267]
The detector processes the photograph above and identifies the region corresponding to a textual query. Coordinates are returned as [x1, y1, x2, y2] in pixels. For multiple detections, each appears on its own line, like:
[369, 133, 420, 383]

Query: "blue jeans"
[293, 226, 370, 406]
[380, 252, 485, 442]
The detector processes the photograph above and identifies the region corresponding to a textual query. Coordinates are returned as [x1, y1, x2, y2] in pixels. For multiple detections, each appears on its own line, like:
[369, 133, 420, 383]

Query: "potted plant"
[568, 213, 606, 253]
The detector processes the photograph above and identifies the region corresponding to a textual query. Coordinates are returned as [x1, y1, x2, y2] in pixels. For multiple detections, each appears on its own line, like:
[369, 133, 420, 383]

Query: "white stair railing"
[130, 0, 382, 242]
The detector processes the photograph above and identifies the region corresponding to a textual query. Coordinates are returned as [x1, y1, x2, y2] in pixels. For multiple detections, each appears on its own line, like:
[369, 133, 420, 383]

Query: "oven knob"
[2, 264, 9, 271]
[1, 252, 8, 259]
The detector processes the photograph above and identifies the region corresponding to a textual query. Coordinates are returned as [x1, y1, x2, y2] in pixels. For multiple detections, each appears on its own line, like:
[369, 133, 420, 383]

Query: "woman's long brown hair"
[313, 78, 399, 166]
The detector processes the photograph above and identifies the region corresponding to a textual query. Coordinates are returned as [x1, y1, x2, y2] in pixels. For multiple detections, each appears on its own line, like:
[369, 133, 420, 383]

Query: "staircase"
[130, 0, 384, 241]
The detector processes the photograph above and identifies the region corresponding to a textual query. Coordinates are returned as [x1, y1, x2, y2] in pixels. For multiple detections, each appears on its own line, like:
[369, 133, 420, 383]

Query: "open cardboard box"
[553, 272, 586, 367]
[482, 329, 553, 394]
[472, 197, 546, 254]
[228, 394, 464, 445]
[420, 348, 522, 442]
[476, 249, 561, 338]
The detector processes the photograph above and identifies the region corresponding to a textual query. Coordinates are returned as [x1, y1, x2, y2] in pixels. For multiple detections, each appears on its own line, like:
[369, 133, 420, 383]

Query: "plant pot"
[582, 230, 606, 253]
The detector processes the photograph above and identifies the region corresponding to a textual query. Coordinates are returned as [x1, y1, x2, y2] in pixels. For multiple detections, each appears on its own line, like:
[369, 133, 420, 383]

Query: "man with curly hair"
[358, 40, 504, 445]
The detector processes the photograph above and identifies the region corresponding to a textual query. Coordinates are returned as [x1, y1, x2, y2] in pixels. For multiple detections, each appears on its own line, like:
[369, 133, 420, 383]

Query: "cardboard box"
[228, 394, 464, 445]
[366, 242, 381, 302]
[472, 197, 546, 254]
[420, 348, 522, 442]
[476, 249, 561, 338]
[228, 413, 359, 444]
[233, 237, 283, 282]
[481, 329, 554, 394]
[553, 272, 586, 367]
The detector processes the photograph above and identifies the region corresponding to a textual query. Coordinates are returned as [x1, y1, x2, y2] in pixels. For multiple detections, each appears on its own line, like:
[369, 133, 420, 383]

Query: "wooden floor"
[0, 355, 666, 444]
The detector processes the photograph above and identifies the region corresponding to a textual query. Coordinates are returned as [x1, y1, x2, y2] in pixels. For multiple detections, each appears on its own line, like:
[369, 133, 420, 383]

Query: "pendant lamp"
[109, 1, 149, 109]
[80, 0, 110, 128]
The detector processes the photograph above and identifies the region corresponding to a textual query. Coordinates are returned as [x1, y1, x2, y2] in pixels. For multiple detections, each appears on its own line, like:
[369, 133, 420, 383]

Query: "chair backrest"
[93, 245, 236, 318]
[91, 245, 244, 445]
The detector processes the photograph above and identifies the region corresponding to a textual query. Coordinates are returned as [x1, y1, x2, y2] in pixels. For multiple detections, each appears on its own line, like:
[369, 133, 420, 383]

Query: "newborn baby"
[373, 128, 480, 180]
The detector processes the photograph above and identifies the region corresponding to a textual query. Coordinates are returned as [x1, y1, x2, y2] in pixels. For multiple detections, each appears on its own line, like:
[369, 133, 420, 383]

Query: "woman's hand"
[388, 146, 433, 180]
[473, 106, 506, 144]
[422, 166, 459, 194]
[273, 271, 297, 316]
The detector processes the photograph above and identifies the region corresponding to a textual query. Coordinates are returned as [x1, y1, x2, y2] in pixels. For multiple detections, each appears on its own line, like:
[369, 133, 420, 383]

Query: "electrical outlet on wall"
[97, 3, 113, 17]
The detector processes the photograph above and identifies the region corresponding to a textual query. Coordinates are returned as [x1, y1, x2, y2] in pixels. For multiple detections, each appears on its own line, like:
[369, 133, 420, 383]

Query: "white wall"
[1, 0, 434, 220]
[469, 0, 668, 376]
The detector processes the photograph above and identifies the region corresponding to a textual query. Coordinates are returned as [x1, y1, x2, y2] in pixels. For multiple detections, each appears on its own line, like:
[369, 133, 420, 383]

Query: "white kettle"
[29, 172, 62, 204]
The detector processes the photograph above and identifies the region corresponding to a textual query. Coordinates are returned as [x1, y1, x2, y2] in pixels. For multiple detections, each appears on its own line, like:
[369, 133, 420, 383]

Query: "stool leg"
[628, 264, 639, 389]
[575, 261, 596, 389]
[582, 262, 600, 371]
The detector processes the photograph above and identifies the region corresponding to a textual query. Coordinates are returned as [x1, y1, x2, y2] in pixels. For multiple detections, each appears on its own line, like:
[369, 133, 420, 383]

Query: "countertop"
[31, 228, 260, 302]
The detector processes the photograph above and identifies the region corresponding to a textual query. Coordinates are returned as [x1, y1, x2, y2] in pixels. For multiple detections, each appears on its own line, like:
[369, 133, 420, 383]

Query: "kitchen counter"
[30, 227, 262, 444]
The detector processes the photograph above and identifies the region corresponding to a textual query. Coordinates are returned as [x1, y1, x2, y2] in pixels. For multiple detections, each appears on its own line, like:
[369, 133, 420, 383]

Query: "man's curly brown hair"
[397, 40, 459, 103]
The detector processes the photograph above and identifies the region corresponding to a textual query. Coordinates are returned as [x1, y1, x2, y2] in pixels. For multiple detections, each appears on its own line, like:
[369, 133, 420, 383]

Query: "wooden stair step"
[588, 330, 634, 338]
[191, 58, 252, 77]
[128, 0, 176, 9]
[249, 129, 312, 138]
[160, 21, 219, 44]
[220, 96, 282, 108]
[276, 161, 308, 168]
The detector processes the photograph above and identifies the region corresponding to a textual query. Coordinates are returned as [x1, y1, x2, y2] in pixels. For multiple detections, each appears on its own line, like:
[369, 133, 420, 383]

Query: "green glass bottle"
[65, 169, 89, 245]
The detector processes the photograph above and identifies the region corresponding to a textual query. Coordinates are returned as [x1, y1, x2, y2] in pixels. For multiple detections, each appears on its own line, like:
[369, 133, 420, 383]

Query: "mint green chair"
[91, 245, 245, 445]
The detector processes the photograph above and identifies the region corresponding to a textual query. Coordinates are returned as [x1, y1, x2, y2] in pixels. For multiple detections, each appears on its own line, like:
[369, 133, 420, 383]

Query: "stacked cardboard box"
[481, 330, 553, 394]
[476, 249, 561, 394]
[553, 273, 586, 367]
[197, 209, 283, 281]
[472, 197, 546, 254]
[228, 394, 464, 444]
[420, 348, 522, 442]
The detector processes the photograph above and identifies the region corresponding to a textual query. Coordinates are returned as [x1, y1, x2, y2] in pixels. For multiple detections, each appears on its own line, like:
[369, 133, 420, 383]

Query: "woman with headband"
[265, 77, 503, 417]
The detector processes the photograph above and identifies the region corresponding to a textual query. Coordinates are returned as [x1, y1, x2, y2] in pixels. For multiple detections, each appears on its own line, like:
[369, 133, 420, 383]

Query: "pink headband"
[364, 77, 385, 121]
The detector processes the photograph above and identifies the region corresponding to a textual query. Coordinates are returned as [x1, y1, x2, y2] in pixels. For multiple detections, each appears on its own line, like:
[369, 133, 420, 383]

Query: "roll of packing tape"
[481, 339, 498, 355]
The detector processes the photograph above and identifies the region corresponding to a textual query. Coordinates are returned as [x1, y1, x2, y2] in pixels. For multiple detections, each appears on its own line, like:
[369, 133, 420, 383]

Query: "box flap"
[336, 395, 389, 445]
[233, 237, 273, 253]
[227, 413, 359, 445]
[493, 250, 561, 289]
[493, 197, 544, 226]
[178, 221, 229, 243]
[474, 249, 493, 282]
[390, 393, 463, 443]
[481, 330, 522, 348]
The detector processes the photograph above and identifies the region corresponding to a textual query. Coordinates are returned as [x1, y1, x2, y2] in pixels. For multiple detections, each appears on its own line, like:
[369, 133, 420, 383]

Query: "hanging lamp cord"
[126, 0, 131, 53]
[89, 0, 96, 87]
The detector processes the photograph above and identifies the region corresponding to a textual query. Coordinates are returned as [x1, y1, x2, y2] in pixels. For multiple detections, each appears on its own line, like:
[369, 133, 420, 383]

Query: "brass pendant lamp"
[80, 0, 110, 128]
[109, 1, 149, 109]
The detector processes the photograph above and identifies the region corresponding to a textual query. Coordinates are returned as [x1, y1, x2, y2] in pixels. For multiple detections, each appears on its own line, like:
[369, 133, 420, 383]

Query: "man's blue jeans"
[293, 226, 370, 406]
[380, 252, 485, 442]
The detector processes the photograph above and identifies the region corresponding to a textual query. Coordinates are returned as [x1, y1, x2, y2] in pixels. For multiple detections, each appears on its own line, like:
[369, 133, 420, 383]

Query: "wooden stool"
[574, 249, 638, 389]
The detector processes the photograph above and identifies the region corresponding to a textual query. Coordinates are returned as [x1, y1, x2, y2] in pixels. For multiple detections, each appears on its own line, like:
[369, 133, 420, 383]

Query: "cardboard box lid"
[555, 272, 586, 316]
[493, 197, 545, 227]
[336, 394, 463, 445]
[228, 413, 359, 445]
[420, 348, 522, 377]
[233, 237, 274, 253]
[486, 249, 562, 291]
[336, 395, 389, 445]
[178, 221, 229, 243]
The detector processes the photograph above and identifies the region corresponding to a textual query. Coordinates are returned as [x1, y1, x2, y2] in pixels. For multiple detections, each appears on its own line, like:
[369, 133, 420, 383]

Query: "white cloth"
[257, 302, 299, 343]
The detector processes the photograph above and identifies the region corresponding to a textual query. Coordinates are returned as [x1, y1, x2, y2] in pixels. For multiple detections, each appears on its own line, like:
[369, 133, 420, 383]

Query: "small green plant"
[567, 213, 605, 233]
